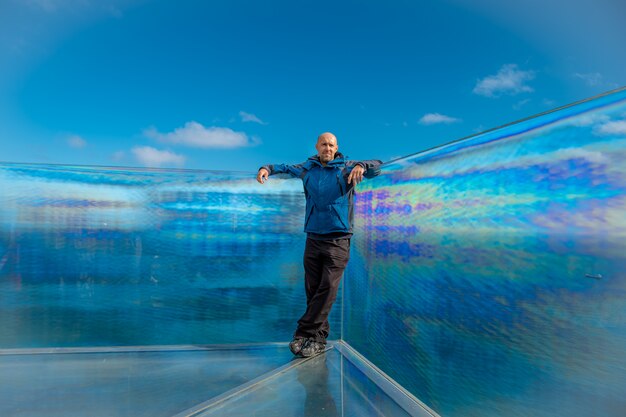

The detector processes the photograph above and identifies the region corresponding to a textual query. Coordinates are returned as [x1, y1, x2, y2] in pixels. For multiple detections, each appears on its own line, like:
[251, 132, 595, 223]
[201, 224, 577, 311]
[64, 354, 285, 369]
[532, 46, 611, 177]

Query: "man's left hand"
[348, 165, 365, 185]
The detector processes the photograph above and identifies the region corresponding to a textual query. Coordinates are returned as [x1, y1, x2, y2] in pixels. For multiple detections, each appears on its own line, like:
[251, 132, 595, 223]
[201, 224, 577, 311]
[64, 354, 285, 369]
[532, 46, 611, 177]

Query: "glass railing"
[0, 165, 344, 347]
[346, 86, 626, 417]
[1, 86, 624, 416]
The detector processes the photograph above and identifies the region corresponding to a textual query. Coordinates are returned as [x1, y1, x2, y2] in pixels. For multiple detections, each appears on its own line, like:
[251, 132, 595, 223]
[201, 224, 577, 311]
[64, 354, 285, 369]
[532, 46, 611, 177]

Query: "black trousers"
[295, 237, 351, 342]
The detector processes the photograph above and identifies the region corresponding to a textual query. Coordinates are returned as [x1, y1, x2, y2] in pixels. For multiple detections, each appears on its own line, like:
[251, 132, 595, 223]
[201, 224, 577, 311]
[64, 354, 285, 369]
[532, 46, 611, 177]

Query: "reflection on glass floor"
[0, 343, 435, 417]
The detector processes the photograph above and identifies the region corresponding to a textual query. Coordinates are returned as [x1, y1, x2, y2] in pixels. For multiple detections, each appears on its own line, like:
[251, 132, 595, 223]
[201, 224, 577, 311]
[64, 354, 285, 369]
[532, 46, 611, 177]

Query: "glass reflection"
[296, 353, 339, 417]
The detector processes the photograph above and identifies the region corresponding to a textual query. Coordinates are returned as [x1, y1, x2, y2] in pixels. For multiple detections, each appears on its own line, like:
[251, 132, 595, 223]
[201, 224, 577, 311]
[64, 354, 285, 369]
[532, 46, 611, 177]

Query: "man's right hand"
[257, 168, 269, 184]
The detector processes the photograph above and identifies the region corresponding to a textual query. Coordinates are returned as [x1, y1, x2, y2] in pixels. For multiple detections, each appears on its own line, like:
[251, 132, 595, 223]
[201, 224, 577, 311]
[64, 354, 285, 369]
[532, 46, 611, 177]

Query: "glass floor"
[0, 342, 435, 417]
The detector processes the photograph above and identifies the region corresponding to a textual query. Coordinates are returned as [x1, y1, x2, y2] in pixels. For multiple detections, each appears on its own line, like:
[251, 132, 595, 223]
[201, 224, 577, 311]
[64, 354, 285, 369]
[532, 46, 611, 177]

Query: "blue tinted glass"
[0, 166, 341, 347]
[345, 87, 626, 416]
[1, 345, 293, 416]
[1, 88, 625, 416]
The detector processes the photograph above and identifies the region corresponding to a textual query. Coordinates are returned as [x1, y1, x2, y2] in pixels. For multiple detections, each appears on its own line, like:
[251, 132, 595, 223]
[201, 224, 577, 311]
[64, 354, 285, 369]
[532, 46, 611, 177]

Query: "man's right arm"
[257, 163, 305, 184]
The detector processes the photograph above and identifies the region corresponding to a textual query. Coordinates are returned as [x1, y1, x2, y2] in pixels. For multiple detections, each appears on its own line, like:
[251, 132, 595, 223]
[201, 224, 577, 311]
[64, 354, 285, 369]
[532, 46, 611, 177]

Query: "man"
[257, 132, 382, 357]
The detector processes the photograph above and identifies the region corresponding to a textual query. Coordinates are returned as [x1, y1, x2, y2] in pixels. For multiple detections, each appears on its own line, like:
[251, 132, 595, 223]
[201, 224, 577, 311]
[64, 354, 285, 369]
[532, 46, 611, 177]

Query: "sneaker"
[289, 336, 307, 356]
[300, 339, 326, 358]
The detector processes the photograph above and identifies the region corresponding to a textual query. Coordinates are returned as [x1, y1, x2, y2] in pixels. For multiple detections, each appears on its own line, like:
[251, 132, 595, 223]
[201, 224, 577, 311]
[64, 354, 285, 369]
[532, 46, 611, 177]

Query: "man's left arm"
[347, 159, 383, 185]
[354, 160, 383, 178]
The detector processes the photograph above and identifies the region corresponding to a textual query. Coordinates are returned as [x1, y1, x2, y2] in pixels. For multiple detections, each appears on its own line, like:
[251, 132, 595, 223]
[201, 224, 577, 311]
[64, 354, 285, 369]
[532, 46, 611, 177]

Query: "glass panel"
[345, 87, 626, 416]
[192, 348, 413, 417]
[0, 345, 293, 417]
[0, 166, 341, 347]
[340, 352, 414, 417]
[1, 88, 624, 416]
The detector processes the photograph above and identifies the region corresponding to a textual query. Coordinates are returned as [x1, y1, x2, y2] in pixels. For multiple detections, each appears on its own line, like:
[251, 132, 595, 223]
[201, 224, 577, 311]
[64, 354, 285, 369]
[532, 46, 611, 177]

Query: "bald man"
[257, 132, 382, 357]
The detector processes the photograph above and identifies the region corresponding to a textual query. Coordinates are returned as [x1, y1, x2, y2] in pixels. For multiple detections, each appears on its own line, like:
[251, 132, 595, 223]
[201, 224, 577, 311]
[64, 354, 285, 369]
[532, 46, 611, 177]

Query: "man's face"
[316, 133, 338, 163]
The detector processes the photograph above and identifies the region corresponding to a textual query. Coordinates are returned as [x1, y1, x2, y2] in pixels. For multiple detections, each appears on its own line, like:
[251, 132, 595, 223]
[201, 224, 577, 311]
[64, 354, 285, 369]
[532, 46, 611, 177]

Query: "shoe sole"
[291, 344, 334, 360]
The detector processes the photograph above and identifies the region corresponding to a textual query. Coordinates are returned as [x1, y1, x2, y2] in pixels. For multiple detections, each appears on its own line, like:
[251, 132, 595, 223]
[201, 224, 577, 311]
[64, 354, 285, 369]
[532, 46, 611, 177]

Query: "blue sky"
[1, 0, 625, 171]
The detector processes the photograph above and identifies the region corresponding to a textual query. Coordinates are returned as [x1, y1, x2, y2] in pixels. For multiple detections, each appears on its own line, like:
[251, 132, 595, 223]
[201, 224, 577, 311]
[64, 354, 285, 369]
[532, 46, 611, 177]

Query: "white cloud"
[569, 113, 610, 127]
[105, 5, 123, 18]
[239, 111, 267, 125]
[132, 146, 185, 168]
[473, 64, 535, 98]
[144, 122, 255, 149]
[572, 72, 619, 89]
[513, 98, 531, 110]
[594, 120, 626, 135]
[111, 150, 125, 162]
[573, 72, 603, 87]
[67, 135, 86, 148]
[23, 0, 60, 12]
[22, 0, 122, 16]
[419, 113, 461, 125]
[551, 147, 609, 165]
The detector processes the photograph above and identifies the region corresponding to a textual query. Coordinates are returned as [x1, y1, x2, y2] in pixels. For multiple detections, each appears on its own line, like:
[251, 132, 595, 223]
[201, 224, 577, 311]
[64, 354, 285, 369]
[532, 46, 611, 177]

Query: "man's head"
[316, 132, 338, 163]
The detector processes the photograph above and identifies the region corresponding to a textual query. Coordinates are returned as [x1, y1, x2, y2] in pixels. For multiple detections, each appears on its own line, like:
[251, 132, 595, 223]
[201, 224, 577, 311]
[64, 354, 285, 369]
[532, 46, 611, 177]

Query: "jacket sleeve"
[259, 162, 307, 178]
[349, 159, 383, 179]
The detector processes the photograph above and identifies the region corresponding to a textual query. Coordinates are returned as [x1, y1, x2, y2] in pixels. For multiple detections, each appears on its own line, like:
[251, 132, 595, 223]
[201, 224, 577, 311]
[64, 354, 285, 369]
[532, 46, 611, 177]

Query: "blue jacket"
[261, 153, 382, 235]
